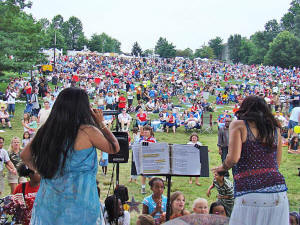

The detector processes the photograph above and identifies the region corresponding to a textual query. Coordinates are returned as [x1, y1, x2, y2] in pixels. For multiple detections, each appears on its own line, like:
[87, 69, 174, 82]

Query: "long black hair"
[30, 87, 97, 179]
[235, 96, 280, 151]
[105, 195, 121, 224]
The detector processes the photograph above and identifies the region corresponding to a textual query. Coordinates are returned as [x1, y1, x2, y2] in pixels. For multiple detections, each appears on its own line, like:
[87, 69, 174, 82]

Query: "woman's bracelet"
[222, 160, 230, 171]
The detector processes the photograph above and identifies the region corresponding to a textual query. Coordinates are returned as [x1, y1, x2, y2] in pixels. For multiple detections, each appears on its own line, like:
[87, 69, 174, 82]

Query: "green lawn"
[0, 101, 299, 225]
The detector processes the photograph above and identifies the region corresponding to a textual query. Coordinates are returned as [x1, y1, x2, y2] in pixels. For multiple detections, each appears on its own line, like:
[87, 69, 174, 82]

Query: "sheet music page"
[132, 143, 142, 174]
[171, 144, 201, 175]
[141, 142, 170, 174]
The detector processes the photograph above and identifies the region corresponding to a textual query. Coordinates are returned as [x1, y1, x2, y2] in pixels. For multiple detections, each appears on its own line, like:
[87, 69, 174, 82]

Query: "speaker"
[108, 132, 129, 163]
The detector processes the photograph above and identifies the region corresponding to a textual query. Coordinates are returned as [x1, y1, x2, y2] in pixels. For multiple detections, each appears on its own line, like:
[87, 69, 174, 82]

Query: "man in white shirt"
[6, 88, 16, 118]
[38, 101, 51, 127]
[118, 109, 131, 131]
[288, 106, 300, 138]
[0, 137, 16, 196]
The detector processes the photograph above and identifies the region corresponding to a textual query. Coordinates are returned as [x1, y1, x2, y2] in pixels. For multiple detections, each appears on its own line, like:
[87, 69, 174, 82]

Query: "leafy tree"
[61, 16, 84, 50]
[175, 48, 193, 58]
[154, 37, 176, 58]
[208, 37, 223, 59]
[294, 10, 300, 38]
[239, 38, 255, 64]
[264, 31, 300, 68]
[227, 34, 242, 63]
[0, 0, 45, 73]
[43, 27, 66, 50]
[88, 33, 121, 53]
[143, 49, 154, 57]
[51, 14, 64, 30]
[76, 33, 88, 50]
[194, 45, 215, 59]
[39, 18, 50, 31]
[264, 19, 281, 39]
[131, 42, 142, 56]
[280, 0, 300, 31]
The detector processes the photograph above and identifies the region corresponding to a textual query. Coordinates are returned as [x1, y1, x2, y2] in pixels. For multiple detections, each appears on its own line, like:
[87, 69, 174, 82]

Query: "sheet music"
[171, 144, 201, 176]
[141, 142, 170, 174]
[132, 144, 141, 174]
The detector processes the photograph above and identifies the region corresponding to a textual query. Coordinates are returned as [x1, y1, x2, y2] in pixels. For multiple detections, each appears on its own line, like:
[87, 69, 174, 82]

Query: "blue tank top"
[30, 147, 103, 225]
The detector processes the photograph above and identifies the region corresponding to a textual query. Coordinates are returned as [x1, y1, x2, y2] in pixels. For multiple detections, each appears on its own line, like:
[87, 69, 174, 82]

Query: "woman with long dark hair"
[214, 96, 288, 225]
[21, 87, 120, 225]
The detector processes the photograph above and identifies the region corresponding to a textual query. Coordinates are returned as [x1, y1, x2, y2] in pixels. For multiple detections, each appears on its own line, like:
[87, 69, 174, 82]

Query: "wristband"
[222, 160, 230, 171]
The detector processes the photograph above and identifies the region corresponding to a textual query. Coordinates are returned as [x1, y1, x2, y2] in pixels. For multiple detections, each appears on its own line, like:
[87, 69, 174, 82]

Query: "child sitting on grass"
[207, 171, 234, 217]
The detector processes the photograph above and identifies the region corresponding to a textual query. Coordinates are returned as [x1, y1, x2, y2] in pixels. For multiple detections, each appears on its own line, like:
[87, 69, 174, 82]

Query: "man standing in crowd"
[0, 137, 17, 196]
[38, 101, 51, 127]
[217, 117, 231, 177]
[118, 92, 127, 113]
[6, 88, 16, 118]
[288, 105, 300, 138]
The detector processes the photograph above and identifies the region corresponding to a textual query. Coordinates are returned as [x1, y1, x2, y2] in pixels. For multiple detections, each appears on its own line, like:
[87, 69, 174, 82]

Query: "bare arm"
[277, 128, 282, 168]
[20, 141, 35, 171]
[5, 161, 17, 175]
[142, 204, 149, 215]
[90, 109, 120, 154]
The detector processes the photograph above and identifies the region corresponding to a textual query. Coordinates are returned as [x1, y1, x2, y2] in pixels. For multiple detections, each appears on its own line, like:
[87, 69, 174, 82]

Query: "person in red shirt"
[136, 108, 148, 132]
[118, 93, 127, 113]
[139, 126, 156, 194]
[13, 163, 40, 225]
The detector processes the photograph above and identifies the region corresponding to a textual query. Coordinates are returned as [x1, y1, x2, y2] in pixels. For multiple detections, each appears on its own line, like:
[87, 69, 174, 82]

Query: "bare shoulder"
[230, 120, 245, 129]
[74, 125, 101, 151]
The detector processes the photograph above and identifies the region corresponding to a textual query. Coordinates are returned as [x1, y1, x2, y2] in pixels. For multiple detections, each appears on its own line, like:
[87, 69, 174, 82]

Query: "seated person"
[103, 107, 113, 130]
[192, 198, 209, 214]
[104, 195, 130, 225]
[136, 108, 148, 132]
[288, 136, 300, 154]
[0, 106, 12, 129]
[185, 113, 199, 129]
[118, 109, 131, 131]
[145, 100, 155, 112]
[165, 112, 176, 134]
[159, 109, 169, 130]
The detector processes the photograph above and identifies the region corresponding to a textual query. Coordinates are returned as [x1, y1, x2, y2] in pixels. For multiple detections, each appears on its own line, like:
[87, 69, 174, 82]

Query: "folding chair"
[200, 113, 213, 134]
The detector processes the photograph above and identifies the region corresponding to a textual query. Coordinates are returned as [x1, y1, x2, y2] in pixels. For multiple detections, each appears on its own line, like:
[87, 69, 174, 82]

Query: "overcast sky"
[27, 0, 291, 52]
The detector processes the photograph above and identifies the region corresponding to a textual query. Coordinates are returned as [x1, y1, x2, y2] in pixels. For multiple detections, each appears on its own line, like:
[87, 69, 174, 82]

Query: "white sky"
[27, 0, 291, 53]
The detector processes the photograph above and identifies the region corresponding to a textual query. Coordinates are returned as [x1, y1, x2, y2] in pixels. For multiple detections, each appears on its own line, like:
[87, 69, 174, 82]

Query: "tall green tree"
[280, 0, 300, 31]
[227, 34, 242, 63]
[131, 42, 142, 56]
[294, 10, 300, 38]
[62, 16, 84, 50]
[154, 37, 176, 58]
[264, 31, 300, 68]
[194, 45, 215, 59]
[175, 48, 193, 58]
[239, 38, 255, 64]
[0, 0, 45, 73]
[88, 33, 121, 53]
[264, 19, 281, 39]
[208, 37, 223, 59]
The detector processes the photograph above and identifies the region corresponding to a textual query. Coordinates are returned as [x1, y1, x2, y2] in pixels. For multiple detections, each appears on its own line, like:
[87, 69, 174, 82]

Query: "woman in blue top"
[21, 87, 120, 225]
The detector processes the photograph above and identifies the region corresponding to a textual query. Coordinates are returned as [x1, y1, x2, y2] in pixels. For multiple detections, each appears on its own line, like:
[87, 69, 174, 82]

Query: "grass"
[0, 102, 299, 225]
[0, 74, 299, 225]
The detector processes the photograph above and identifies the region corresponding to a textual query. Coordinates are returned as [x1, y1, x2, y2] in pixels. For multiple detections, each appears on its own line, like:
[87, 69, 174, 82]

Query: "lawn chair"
[200, 113, 213, 134]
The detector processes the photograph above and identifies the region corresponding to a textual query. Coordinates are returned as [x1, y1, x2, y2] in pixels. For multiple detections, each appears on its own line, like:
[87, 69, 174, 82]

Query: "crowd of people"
[0, 54, 298, 224]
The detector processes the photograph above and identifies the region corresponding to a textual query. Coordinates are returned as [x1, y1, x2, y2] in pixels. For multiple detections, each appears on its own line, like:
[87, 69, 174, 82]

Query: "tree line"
[1, 0, 300, 74]
[135, 0, 300, 69]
